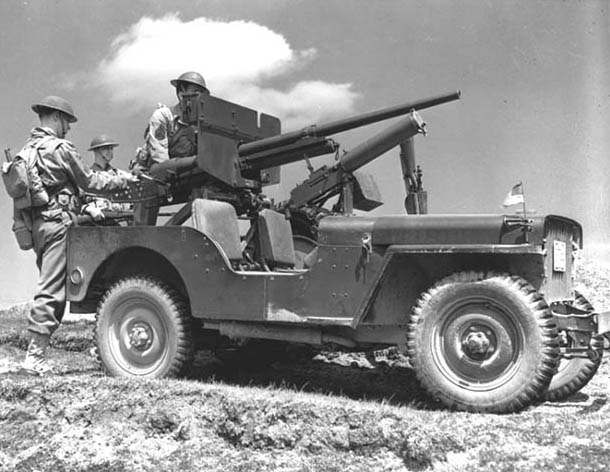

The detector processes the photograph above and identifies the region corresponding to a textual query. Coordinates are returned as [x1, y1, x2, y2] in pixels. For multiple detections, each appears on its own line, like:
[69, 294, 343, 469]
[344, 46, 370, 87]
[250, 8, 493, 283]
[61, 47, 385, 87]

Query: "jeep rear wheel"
[96, 276, 193, 378]
[407, 272, 560, 413]
[545, 292, 604, 402]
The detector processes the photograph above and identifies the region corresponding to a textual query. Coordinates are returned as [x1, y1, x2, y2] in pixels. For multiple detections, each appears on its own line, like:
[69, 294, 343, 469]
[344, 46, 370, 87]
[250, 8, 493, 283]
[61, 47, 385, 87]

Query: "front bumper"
[553, 310, 610, 336]
[596, 310, 610, 336]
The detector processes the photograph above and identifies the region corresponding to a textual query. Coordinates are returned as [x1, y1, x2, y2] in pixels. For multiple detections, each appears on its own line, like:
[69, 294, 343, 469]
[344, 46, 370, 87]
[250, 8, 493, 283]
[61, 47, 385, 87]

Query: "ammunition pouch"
[13, 225, 33, 251]
[12, 209, 33, 251]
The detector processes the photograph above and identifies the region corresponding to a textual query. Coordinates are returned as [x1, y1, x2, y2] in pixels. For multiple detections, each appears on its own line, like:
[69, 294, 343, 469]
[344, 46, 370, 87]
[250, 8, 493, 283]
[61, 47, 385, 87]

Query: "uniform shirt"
[144, 104, 197, 165]
[91, 161, 131, 177]
[30, 127, 129, 210]
[13, 127, 132, 231]
[85, 161, 132, 212]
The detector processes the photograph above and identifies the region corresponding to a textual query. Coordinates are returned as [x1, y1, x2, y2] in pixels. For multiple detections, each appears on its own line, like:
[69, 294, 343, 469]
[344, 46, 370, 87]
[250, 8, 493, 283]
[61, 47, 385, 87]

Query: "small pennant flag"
[503, 182, 524, 207]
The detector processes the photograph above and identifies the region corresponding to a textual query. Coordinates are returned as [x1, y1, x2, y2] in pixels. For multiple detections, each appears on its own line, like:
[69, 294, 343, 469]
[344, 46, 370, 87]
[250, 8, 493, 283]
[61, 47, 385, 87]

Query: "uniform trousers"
[27, 210, 72, 336]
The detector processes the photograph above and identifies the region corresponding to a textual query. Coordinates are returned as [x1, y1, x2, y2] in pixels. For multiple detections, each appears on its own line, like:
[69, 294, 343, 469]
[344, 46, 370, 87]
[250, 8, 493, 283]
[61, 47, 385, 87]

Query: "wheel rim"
[431, 296, 524, 391]
[107, 295, 172, 375]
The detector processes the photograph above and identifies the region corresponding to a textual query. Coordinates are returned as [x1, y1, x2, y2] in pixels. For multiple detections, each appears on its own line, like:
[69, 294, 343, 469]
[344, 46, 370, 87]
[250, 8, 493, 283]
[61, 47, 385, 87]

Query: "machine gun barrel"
[289, 111, 426, 208]
[238, 90, 460, 157]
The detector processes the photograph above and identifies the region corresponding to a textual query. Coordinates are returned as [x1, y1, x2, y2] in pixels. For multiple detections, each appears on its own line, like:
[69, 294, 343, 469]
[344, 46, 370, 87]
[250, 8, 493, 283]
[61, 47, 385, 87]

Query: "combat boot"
[20, 332, 54, 376]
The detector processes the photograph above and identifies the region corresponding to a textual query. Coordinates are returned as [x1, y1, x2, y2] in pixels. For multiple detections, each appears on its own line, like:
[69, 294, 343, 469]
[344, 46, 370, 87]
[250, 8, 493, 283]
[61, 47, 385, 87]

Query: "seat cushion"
[191, 199, 242, 261]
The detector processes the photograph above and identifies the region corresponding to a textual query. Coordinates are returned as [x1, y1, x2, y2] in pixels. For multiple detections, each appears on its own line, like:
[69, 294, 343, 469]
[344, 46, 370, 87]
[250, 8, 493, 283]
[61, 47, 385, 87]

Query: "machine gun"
[122, 90, 460, 228]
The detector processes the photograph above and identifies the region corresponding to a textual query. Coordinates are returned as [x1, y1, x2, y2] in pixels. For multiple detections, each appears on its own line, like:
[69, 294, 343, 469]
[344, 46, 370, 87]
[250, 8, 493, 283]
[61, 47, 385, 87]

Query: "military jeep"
[66, 91, 610, 413]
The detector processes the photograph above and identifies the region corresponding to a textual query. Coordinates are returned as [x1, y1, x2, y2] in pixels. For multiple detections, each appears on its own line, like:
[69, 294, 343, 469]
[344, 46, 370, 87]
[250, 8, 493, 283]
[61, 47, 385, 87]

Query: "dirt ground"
[1, 250, 610, 471]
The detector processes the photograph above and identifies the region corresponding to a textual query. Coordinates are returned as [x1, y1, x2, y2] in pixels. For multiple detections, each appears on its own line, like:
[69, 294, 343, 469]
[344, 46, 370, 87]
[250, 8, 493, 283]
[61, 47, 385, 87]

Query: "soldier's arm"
[145, 107, 172, 165]
[59, 143, 133, 194]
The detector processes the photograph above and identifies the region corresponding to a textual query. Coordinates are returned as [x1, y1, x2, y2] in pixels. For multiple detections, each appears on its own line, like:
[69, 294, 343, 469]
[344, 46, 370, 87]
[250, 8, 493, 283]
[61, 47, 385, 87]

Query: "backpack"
[2, 136, 54, 210]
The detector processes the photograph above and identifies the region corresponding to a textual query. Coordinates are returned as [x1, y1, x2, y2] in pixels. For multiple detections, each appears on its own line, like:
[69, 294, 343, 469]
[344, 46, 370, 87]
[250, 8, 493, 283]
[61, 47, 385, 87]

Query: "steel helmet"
[31, 95, 78, 123]
[88, 134, 119, 151]
[170, 71, 208, 92]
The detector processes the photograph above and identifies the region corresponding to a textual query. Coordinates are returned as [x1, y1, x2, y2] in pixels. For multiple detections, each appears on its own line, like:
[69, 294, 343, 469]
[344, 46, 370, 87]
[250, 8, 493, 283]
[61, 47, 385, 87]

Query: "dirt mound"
[1, 248, 610, 471]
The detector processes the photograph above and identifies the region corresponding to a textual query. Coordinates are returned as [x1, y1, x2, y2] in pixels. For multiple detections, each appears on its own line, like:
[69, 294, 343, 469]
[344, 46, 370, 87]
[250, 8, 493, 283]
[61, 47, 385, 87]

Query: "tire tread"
[407, 271, 560, 413]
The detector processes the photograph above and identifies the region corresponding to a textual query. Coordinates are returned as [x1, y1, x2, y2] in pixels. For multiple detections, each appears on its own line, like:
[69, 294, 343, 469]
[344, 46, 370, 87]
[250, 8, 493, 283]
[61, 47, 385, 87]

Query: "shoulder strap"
[29, 136, 61, 187]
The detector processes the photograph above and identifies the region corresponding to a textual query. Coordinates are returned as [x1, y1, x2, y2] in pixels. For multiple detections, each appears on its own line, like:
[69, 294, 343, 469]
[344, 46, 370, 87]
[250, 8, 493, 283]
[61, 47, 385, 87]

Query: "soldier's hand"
[130, 163, 146, 177]
[83, 205, 105, 222]
[124, 172, 140, 184]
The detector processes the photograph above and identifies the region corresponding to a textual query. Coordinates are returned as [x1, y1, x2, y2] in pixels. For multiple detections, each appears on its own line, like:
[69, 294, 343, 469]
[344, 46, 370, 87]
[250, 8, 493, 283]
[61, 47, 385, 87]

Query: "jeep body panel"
[67, 212, 579, 346]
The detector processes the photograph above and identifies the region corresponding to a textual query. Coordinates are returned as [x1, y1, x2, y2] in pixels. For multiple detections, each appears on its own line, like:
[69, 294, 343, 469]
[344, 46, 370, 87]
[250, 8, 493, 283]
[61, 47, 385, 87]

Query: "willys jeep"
[66, 90, 610, 413]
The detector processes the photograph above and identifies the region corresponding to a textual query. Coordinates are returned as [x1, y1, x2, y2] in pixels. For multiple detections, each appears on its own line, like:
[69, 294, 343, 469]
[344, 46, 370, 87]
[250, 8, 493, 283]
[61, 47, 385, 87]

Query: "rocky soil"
[1, 249, 610, 471]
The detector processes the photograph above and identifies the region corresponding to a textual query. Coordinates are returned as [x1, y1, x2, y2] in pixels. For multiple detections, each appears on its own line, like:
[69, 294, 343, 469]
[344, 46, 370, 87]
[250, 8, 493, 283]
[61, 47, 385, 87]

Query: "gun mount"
[119, 90, 460, 228]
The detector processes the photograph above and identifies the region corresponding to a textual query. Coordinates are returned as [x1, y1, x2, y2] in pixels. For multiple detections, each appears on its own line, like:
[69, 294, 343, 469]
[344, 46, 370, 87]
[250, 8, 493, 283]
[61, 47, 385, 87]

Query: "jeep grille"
[542, 219, 575, 303]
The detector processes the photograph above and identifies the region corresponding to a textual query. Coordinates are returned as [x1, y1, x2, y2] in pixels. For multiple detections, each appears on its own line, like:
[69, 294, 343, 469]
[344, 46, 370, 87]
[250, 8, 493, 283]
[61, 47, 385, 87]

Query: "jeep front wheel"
[407, 272, 560, 413]
[96, 276, 193, 378]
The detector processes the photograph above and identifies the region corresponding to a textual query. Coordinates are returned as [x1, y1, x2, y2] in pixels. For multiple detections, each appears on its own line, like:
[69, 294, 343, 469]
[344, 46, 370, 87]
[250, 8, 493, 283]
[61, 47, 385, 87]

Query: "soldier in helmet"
[89, 134, 120, 173]
[16, 96, 138, 375]
[143, 71, 209, 166]
[133, 71, 209, 224]
[81, 134, 132, 222]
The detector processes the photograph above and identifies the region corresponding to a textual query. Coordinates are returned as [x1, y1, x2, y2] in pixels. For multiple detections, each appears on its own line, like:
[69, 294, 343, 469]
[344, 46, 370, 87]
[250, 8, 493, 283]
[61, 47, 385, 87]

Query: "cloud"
[84, 14, 359, 130]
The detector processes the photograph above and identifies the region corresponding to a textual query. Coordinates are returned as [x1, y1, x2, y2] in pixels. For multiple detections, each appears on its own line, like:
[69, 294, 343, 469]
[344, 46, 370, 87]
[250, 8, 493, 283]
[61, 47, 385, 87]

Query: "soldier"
[18, 96, 137, 375]
[143, 71, 209, 166]
[133, 71, 209, 224]
[82, 134, 132, 222]
[89, 134, 121, 173]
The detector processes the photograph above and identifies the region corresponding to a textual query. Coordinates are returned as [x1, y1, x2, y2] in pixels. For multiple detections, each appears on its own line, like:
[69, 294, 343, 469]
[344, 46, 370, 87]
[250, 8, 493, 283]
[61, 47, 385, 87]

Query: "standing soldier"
[17, 96, 137, 375]
[133, 71, 209, 225]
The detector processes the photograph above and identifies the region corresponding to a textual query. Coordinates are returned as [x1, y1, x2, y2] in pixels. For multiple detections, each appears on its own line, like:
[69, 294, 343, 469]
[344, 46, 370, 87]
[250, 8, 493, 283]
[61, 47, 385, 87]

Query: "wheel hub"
[128, 323, 153, 351]
[461, 326, 496, 360]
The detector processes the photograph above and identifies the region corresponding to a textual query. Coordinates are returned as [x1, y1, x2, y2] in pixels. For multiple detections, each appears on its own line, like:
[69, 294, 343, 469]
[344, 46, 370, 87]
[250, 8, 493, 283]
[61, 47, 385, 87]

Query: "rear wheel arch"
[81, 247, 190, 310]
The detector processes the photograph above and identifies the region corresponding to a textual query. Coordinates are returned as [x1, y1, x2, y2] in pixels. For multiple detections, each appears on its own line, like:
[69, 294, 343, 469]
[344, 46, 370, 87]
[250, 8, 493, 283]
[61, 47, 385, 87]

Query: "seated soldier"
[133, 71, 210, 225]
[141, 71, 210, 167]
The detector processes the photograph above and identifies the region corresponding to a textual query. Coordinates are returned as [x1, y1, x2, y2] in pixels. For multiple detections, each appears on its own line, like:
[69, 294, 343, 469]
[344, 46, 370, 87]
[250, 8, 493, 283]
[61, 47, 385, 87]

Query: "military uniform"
[22, 127, 130, 337]
[83, 162, 132, 214]
[144, 103, 197, 165]
[133, 104, 198, 225]
[134, 71, 206, 226]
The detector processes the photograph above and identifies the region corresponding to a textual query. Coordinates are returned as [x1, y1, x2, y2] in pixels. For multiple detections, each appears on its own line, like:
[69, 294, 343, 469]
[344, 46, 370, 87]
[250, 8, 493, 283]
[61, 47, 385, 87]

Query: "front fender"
[356, 244, 546, 328]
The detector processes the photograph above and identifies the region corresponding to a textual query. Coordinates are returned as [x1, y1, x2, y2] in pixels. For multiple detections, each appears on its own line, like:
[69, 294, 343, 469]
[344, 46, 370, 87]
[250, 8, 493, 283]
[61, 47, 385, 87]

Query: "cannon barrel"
[338, 111, 426, 173]
[288, 111, 426, 208]
[238, 90, 460, 157]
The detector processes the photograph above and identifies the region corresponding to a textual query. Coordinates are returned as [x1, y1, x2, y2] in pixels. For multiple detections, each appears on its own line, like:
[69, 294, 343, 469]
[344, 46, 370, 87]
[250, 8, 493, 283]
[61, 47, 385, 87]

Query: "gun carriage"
[65, 89, 610, 413]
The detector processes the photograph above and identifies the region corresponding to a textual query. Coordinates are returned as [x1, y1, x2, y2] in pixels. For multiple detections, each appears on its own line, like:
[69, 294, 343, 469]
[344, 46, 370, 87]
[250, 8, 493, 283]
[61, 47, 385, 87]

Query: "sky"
[0, 0, 609, 307]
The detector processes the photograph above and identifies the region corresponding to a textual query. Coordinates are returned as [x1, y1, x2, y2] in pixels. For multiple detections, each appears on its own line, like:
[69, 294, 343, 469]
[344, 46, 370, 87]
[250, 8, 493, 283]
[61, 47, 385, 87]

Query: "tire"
[96, 276, 193, 378]
[407, 271, 560, 413]
[544, 292, 604, 402]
